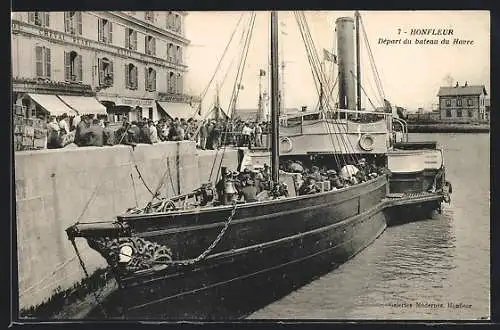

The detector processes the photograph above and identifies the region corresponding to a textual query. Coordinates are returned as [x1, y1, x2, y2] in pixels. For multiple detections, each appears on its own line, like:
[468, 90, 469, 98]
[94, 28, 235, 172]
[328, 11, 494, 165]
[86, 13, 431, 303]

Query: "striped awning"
[58, 95, 107, 115]
[26, 93, 77, 116]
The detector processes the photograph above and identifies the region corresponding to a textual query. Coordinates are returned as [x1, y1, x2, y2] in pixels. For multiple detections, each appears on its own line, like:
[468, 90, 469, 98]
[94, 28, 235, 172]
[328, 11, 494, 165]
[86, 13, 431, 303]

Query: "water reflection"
[248, 133, 489, 320]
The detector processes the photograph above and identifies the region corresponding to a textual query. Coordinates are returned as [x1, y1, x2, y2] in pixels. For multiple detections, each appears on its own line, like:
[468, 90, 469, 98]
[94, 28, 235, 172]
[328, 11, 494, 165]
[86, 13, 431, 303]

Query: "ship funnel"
[335, 17, 356, 110]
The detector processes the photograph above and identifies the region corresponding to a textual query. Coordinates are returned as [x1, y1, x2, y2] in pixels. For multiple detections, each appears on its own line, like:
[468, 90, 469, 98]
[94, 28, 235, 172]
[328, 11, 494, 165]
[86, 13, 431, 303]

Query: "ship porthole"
[280, 137, 293, 153]
[359, 134, 375, 151]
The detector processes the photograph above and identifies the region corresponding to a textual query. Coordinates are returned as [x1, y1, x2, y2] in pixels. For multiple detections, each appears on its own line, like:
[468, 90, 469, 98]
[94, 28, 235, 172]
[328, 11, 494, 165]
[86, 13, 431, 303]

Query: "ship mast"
[355, 11, 362, 111]
[270, 11, 280, 183]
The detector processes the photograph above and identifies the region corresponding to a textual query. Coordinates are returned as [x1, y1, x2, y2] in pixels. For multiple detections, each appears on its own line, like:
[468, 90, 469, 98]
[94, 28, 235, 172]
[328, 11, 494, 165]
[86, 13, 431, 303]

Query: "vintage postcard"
[11, 10, 490, 321]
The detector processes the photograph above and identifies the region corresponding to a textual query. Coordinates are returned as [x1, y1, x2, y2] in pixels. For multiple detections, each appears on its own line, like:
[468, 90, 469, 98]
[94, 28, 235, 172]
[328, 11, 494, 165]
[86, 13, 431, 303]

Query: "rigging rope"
[360, 15, 385, 101]
[295, 11, 360, 167]
[208, 11, 256, 183]
[199, 12, 246, 103]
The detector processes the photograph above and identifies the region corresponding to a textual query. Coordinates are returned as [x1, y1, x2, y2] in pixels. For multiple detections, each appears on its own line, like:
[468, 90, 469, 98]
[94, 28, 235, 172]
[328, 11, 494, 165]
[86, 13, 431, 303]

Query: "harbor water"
[248, 133, 490, 320]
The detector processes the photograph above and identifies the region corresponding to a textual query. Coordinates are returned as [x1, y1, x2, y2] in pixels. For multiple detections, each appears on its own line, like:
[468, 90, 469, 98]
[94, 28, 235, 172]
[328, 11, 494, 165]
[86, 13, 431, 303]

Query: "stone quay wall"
[14, 141, 238, 310]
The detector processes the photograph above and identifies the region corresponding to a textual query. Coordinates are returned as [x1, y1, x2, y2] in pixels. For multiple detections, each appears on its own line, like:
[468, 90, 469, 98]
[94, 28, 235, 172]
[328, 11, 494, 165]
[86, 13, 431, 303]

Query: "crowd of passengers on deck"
[209, 157, 388, 206]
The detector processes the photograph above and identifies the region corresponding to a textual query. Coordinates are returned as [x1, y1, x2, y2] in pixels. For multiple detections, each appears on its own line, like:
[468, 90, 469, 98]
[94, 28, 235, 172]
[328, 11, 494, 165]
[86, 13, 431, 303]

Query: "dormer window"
[28, 12, 50, 27]
[64, 12, 82, 35]
[145, 11, 155, 22]
[98, 18, 113, 44]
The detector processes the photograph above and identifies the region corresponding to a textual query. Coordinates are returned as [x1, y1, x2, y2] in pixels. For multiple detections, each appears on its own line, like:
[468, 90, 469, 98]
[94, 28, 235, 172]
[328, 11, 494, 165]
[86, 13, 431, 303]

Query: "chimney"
[301, 106, 307, 112]
[464, 81, 468, 87]
[455, 82, 459, 88]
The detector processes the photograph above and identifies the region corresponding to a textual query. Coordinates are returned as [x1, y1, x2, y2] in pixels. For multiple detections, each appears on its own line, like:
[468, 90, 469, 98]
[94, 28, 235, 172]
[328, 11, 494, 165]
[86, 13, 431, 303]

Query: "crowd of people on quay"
[43, 112, 271, 150]
[210, 157, 388, 205]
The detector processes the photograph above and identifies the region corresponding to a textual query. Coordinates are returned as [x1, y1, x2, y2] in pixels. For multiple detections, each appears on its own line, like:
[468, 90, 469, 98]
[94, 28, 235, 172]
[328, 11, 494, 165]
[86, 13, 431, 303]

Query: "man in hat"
[298, 176, 320, 195]
[327, 169, 344, 189]
[240, 178, 258, 202]
[310, 166, 324, 182]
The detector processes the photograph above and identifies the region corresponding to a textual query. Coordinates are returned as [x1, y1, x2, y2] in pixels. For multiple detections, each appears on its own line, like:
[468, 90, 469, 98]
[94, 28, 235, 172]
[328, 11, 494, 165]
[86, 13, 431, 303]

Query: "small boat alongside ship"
[63, 11, 452, 320]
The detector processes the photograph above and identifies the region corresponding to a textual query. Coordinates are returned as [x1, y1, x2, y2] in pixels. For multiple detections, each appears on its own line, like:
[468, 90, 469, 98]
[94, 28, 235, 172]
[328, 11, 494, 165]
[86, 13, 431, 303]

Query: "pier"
[15, 141, 238, 311]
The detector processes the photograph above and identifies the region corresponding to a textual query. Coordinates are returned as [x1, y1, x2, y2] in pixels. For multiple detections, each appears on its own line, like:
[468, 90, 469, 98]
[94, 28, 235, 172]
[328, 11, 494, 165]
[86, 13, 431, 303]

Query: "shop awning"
[58, 95, 107, 115]
[26, 93, 77, 116]
[157, 101, 197, 120]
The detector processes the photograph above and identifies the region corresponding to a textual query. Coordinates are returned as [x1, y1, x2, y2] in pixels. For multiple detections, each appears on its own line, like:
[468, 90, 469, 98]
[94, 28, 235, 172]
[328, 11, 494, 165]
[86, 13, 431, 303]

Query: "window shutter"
[45, 48, 51, 78]
[145, 36, 148, 54]
[64, 51, 71, 81]
[178, 47, 182, 63]
[152, 69, 156, 91]
[28, 12, 35, 24]
[98, 58, 104, 85]
[144, 66, 148, 91]
[35, 46, 43, 77]
[109, 60, 113, 82]
[152, 38, 156, 55]
[178, 74, 182, 93]
[125, 64, 130, 88]
[64, 12, 71, 32]
[77, 54, 83, 82]
[108, 21, 113, 43]
[44, 12, 50, 27]
[172, 73, 177, 93]
[98, 19, 103, 42]
[134, 66, 138, 89]
[133, 31, 137, 50]
[125, 29, 130, 49]
[77, 12, 83, 35]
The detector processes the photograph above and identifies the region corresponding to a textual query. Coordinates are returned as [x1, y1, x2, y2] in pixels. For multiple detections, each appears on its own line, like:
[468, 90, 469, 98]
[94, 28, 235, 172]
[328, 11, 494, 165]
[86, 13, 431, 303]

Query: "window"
[125, 63, 138, 90]
[145, 11, 155, 22]
[148, 108, 153, 119]
[145, 67, 156, 92]
[35, 46, 51, 78]
[468, 110, 473, 117]
[176, 74, 183, 93]
[98, 57, 114, 87]
[125, 28, 138, 50]
[456, 98, 462, 107]
[98, 18, 113, 44]
[176, 46, 182, 63]
[446, 109, 451, 117]
[445, 99, 451, 107]
[168, 71, 176, 93]
[168, 43, 174, 62]
[145, 36, 156, 55]
[174, 14, 181, 32]
[468, 98, 474, 106]
[167, 12, 174, 29]
[64, 51, 82, 82]
[64, 12, 82, 35]
[28, 12, 49, 27]
[457, 109, 462, 117]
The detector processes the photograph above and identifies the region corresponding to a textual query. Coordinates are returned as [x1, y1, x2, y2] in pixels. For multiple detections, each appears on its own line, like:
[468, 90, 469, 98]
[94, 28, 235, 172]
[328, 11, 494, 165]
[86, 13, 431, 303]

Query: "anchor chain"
[172, 201, 238, 266]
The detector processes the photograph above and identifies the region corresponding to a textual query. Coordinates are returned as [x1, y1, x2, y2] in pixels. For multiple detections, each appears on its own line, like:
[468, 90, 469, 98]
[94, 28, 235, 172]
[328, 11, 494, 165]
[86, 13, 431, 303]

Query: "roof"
[437, 85, 487, 97]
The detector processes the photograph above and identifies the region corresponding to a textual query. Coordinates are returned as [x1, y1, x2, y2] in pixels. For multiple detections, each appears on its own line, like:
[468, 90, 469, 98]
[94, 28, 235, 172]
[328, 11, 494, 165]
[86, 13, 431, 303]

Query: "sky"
[183, 11, 490, 115]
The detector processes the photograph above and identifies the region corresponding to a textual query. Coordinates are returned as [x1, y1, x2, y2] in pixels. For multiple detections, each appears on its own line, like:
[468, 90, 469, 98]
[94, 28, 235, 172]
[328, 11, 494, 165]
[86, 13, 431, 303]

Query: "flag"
[323, 49, 337, 63]
[259, 69, 266, 76]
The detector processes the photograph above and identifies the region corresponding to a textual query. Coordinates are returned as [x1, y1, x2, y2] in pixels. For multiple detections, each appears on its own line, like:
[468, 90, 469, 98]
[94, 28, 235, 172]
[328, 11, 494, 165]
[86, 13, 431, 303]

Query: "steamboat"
[64, 11, 452, 320]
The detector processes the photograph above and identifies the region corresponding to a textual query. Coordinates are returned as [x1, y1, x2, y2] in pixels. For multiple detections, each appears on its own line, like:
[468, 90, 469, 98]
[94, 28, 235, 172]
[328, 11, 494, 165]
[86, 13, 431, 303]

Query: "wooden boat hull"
[79, 176, 388, 319]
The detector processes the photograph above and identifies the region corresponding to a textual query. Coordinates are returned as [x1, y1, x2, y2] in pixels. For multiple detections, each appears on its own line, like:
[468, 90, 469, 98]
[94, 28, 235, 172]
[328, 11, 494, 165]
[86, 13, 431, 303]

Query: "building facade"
[437, 83, 488, 122]
[12, 11, 198, 123]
